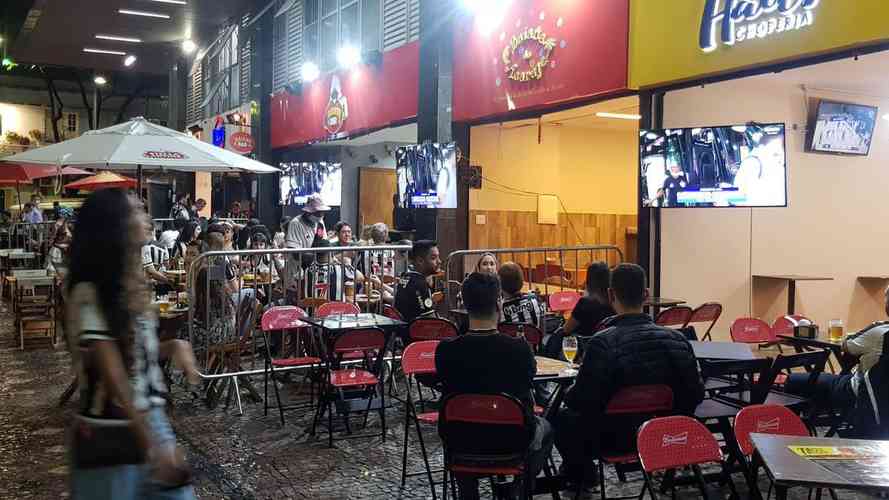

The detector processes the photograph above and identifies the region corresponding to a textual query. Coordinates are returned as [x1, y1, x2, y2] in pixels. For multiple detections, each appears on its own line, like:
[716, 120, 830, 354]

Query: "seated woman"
[564, 262, 615, 336]
[475, 252, 498, 275]
[171, 220, 201, 264]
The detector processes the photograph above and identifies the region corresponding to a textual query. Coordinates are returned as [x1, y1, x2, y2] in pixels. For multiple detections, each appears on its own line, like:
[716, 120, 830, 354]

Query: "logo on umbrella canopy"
[143, 150, 188, 160]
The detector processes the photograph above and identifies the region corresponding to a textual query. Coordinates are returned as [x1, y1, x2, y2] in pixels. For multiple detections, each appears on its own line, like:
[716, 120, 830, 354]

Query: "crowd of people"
[9, 187, 883, 500]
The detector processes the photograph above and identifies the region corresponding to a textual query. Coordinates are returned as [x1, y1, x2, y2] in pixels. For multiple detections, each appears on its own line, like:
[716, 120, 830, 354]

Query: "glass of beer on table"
[562, 336, 578, 363]
[828, 319, 844, 342]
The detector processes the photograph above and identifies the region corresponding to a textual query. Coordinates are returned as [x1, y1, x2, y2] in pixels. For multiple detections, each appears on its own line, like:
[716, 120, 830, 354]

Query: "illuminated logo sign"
[324, 75, 349, 135]
[229, 132, 254, 154]
[700, 0, 820, 52]
[143, 150, 187, 160]
[502, 26, 556, 82]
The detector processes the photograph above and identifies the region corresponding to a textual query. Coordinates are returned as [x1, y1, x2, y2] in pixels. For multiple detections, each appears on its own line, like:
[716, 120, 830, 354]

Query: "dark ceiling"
[5, 0, 254, 76]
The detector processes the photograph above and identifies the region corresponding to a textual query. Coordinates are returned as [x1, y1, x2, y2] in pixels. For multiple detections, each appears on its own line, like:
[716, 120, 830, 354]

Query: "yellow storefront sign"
[630, 0, 889, 89]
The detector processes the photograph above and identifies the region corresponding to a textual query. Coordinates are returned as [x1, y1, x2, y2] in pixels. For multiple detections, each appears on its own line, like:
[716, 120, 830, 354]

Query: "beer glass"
[828, 319, 844, 342]
[562, 336, 578, 363]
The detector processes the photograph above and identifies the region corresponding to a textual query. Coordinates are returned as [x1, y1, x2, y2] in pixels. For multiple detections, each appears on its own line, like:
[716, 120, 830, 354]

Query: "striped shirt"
[501, 293, 543, 329]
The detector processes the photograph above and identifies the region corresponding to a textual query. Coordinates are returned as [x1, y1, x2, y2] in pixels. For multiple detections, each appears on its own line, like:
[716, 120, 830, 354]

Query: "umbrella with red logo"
[0, 163, 93, 207]
[64, 171, 137, 191]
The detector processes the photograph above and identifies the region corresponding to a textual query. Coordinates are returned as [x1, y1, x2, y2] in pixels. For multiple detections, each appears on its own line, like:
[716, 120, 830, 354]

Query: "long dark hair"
[585, 261, 611, 302]
[173, 220, 201, 258]
[67, 189, 147, 361]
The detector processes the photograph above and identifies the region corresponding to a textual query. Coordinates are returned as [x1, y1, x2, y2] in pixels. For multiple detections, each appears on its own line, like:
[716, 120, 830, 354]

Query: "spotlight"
[181, 39, 197, 54]
[94, 75, 108, 86]
[301, 61, 320, 82]
[336, 45, 361, 70]
[123, 55, 137, 67]
[462, 0, 512, 35]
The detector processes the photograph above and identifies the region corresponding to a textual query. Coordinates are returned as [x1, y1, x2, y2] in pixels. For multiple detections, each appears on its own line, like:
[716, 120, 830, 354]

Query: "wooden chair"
[16, 277, 56, 350]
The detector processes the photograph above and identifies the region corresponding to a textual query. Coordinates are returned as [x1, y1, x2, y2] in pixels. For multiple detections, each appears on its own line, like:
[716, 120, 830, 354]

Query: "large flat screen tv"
[640, 123, 787, 208]
[396, 142, 457, 209]
[809, 100, 878, 156]
[279, 162, 342, 206]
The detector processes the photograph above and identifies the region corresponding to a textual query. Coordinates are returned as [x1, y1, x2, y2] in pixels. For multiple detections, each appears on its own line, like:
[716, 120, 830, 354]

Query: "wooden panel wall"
[358, 167, 396, 229]
[469, 210, 637, 268]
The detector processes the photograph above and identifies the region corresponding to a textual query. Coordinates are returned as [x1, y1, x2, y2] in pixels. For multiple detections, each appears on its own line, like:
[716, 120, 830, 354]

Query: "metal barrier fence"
[152, 217, 248, 232]
[183, 244, 413, 380]
[444, 245, 625, 306]
[8, 222, 57, 252]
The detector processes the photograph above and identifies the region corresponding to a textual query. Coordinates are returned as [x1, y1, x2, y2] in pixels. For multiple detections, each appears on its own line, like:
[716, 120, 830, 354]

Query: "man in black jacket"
[552, 263, 704, 485]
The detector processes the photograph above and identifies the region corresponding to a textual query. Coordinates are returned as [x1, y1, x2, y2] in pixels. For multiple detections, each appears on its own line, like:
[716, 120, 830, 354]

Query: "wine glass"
[562, 336, 579, 375]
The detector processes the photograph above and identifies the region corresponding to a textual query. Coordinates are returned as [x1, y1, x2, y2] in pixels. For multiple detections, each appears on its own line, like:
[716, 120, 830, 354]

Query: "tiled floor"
[0, 300, 884, 499]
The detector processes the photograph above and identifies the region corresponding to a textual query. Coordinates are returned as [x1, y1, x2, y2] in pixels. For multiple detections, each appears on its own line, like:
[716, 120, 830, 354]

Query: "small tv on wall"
[809, 100, 878, 156]
[279, 162, 342, 206]
[640, 123, 787, 208]
[396, 142, 457, 209]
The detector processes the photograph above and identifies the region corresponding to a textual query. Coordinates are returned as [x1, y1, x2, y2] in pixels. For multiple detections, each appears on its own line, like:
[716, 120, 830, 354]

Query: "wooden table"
[690, 340, 755, 361]
[751, 433, 889, 499]
[753, 275, 833, 314]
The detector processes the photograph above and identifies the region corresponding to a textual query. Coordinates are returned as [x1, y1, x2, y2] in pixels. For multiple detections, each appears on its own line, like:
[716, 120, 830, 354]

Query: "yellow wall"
[630, 0, 889, 89]
[0, 103, 45, 140]
[469, 123, 638, 215]
[660, 71, 889, 341]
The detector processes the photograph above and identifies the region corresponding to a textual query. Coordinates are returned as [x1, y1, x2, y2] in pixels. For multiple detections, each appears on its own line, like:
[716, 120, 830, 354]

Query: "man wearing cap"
[284, 194, 329, 303]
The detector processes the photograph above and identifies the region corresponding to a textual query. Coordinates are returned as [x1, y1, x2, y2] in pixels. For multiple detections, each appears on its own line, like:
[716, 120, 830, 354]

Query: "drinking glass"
[828, 319, 844, 342]
[562, 336, 578, 364]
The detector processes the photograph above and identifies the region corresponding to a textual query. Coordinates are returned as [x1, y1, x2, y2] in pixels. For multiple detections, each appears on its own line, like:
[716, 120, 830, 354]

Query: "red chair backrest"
[637, 416, 723, 473]
[498, 323, 544, 347]
[439, 393, 533, 470]
[689, 302, 723, 324]
[331, 328, 386, 355]
[771, 315, 811, 338]
[317, 301, 360, 317]
[382, 304, 404, 321]
[605, 385, 674, 415]
[730, 318, 775, 344]
[401, 340, 440, 376]
[734, 404, 809, 457]
[261, 306, 308, 331]
[655, 306, 694, 327]
[548, 291, 581, 313]
[409, 317, 458, 341]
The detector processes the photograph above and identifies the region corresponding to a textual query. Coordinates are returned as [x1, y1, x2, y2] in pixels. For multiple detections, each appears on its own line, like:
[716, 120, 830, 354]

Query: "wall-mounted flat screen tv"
[396, 142, 457, 209]
[809, 100, 877, 156]
[640, 123, 787, 208]
[279, 162, 342, 206]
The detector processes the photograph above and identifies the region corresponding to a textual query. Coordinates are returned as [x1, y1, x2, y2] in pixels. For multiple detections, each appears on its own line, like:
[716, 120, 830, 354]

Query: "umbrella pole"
[15, 181, 22, 214]
[136, 164, 143, 200]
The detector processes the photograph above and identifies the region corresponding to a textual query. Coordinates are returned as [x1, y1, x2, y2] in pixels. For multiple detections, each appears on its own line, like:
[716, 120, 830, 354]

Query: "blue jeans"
[70, 407, 195, 500]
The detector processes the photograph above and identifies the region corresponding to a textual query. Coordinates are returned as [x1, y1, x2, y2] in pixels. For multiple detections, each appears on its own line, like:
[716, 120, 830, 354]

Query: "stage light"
[336, 45, 361, 70]
[462, 0, 512, 35]
[182, 39, 197, 54]
[302, 61, 320, 82]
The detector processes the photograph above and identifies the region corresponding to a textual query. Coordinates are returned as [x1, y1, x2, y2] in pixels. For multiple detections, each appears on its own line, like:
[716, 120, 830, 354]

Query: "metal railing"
[182, 244, 412, 379]
[444, 245, 625, 306]
[8, 222, 57, 252]
[152, 217, 248, 232]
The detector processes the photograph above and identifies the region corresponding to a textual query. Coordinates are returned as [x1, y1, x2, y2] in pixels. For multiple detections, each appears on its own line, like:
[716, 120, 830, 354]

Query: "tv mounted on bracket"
[808, 100, 878, 156]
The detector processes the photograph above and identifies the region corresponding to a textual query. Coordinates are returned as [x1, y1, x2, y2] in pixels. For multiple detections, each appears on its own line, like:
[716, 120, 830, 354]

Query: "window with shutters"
[382, 0, 418, 51]
[303, 0, 383, 72]
[239, 12, 252, 103]
[272, 0, 303, 91]
[206, 25, 240, 116]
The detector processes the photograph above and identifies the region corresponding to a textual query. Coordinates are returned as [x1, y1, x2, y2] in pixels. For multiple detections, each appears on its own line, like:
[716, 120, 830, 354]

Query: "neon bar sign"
[700, 0, 820, 52]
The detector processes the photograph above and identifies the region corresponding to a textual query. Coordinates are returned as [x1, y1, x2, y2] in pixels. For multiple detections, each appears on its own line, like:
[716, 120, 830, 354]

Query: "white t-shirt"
[158, 230, 179, 251]
[847, 322, 886, 395]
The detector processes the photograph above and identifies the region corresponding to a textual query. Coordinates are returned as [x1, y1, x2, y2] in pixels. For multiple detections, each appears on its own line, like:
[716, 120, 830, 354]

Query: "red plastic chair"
[383, 303, 404, 322]
[408, 317, 458, 342]
[578, 385, 675, 500]
[730, 317, 783, 353]
[400, 341, 441, 499]
[548, 291, 581, 314]
[317, 301, 361, 317]
[498, 323, 544, 352]
[734, 404, 818, 499]
[688, 302, 723, 341]
[655, 306, 694, 328]
[312, 328, 387, 448]
[771, 315, 810, 338]
[637, 416, 739, 499]
[260, 306, 319, 425]
[438, 393, 542, 500]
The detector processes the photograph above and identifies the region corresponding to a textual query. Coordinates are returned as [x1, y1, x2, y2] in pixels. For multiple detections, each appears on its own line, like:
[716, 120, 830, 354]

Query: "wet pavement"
[0, 298, 884, 499]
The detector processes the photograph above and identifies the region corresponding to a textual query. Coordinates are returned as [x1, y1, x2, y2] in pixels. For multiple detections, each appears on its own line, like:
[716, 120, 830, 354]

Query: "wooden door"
[358, 167, 396, 230]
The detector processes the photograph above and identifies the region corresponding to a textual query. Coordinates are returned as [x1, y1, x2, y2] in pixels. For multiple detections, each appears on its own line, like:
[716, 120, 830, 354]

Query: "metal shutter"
[239, 12, 252, 103]
[272, 1, 290, 91]
[382, 0, 408, 51]
[407, 0, 419, 42]
[187, 64, 203, 124]
[286, 1, 304, 84]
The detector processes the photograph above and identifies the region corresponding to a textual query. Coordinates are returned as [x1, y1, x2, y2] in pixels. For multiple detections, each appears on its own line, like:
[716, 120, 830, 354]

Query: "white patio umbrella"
[2, 117, 277, 192]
